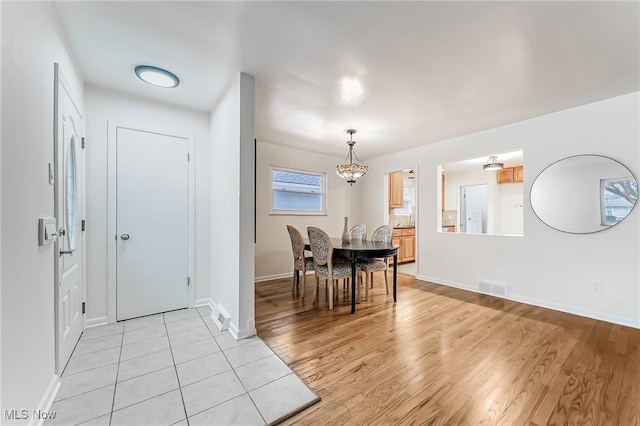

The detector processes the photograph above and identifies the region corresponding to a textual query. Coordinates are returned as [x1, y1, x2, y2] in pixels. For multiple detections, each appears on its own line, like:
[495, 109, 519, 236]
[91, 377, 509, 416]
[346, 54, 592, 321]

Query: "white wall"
[84, 85, 211, 324]
[1, 1, 84, 421]
[209, 73, 255, 339]
[358, 93, 640, 328]
[255, 141, 354, 280]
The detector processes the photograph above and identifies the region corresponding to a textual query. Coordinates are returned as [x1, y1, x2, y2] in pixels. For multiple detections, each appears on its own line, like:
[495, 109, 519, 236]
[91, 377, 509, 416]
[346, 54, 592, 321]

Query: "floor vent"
[478, 280, 508, 298]
[211, 308, 230, 331]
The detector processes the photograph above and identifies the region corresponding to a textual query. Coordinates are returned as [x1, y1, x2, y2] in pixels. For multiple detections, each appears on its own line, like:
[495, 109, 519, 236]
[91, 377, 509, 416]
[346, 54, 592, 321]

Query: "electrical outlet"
[592, 283, 604, 294]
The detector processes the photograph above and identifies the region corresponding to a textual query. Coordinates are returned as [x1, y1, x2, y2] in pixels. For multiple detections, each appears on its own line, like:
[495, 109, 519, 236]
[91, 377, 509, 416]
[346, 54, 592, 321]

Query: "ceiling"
[52, 1, 639, 160]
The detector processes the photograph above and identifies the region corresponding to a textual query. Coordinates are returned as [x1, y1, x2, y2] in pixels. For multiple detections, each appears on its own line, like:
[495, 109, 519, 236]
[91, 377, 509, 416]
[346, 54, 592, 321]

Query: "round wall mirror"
[66, 136, 77, 250]
[530, 155, 637, 234]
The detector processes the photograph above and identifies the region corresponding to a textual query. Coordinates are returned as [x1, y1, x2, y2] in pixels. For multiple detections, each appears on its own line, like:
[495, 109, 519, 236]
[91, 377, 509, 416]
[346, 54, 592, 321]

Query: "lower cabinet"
[391, 228, 415, 264]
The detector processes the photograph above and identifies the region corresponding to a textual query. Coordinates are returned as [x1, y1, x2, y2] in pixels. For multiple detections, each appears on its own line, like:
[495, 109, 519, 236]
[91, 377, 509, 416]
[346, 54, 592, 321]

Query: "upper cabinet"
[389, 171, 404, 208]
[497, 166, 523, 184]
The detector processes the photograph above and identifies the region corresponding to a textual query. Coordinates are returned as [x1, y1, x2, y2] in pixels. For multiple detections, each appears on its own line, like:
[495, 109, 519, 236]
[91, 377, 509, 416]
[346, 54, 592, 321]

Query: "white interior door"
[116, 128, 189, 321]
[460, 184, 488, 234]
[56, 65, 85, 373]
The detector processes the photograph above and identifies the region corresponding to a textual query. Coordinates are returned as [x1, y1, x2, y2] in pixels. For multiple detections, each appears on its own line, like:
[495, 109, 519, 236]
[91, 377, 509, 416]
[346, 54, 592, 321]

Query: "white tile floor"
[47, 306, 319, 426]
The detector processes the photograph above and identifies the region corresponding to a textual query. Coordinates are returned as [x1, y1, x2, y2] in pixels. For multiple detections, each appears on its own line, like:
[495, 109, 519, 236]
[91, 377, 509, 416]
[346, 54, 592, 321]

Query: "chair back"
[286, 225, 305, 261]
[350, 224, 367, 242]
[307, 226, 333, 269]
[371, 225, 392, 244]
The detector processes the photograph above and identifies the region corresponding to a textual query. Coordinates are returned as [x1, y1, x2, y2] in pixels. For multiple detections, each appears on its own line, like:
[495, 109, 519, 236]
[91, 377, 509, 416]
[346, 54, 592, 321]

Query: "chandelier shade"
[336, 129, 368, 185]
[483, 155, 504, 171]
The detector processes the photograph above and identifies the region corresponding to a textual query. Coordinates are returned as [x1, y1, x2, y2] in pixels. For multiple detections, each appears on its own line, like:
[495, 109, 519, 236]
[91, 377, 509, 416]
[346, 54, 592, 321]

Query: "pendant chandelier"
[336, 129, 368, 185]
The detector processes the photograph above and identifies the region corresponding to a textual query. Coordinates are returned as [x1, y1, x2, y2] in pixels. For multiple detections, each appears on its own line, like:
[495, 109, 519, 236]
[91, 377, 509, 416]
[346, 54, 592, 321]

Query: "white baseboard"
[84, 316, 108, 328]
[194, 298, 214, 310]
[417, 275, 640, 329]
[30, 375, 61, 426]
[255, 271, 313, 283]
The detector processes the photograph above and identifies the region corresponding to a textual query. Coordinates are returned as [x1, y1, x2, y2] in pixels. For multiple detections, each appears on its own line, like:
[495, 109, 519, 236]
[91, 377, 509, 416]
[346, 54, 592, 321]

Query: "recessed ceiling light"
[134, 65, 180, 88]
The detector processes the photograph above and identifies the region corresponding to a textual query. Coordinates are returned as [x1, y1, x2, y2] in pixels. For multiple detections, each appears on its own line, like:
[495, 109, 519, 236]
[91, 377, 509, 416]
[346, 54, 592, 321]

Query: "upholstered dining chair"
[286, 225, 314, 298]
[350, 224, 367, 242]
[359, 225, 392, 300]
[307, 226, 353, 310]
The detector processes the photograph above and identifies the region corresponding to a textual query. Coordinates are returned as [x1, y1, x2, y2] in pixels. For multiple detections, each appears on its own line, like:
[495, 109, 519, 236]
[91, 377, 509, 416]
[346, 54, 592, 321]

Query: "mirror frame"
[530, 154, 637, 234]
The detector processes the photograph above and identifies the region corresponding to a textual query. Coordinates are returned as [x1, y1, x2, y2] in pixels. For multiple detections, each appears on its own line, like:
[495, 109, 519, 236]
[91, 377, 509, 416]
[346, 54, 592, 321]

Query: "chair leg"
[365, 271, 369, 301]
[328, 279, 334, 310]
[292, 270, 297, 293]
[370, 272, 374, 288]
[301, 270, 306, 299]
[313, 276, 319, 304]
[384, 269, 389, 294]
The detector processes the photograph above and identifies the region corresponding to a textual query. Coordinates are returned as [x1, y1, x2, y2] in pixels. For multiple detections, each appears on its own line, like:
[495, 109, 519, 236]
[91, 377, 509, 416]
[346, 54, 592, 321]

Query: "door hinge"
[187, 153, 190, 162]
[187, 277, 191, 286]
[81, 220, 86, 232]
[82, 302, 86, 314]
[81, 137, 86, 149]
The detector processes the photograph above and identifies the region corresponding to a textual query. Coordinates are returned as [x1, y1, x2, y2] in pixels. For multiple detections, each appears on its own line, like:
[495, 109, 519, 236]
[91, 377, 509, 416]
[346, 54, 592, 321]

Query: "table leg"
[351, 252, 357, 314]
[393, 252, 398, 302]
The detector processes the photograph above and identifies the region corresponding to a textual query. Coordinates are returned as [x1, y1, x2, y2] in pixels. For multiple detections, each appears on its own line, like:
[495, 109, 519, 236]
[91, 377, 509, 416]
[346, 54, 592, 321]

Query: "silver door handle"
[120, 234, 130, 240]
[59, 250, 73, 256]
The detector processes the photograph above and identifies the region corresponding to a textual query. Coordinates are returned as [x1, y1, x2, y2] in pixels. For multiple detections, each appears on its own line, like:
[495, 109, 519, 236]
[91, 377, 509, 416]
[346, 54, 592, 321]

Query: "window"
[271, 167, 326, 215]
[601, 177, 636, 225]
[394, 186, 412, 215]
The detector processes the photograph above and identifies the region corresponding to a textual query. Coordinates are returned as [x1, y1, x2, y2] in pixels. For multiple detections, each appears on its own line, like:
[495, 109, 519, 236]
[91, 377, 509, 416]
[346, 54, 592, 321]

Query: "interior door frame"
[53, 63, 86, 373]
[107, 121, 195, 323]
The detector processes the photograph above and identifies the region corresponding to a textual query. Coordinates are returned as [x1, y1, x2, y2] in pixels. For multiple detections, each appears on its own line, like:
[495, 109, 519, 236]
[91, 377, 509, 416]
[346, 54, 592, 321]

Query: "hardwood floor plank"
[256, 274, 640, 425]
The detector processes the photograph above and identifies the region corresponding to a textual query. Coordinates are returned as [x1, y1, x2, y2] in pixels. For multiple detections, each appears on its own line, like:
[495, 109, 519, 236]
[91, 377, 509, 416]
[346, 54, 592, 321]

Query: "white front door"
[116, 127, 190, 321]
[55, 65, 85, 373]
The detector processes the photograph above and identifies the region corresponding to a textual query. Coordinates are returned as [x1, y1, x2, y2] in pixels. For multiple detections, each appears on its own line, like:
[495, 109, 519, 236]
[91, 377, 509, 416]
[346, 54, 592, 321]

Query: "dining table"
[305, 238, 399, 314]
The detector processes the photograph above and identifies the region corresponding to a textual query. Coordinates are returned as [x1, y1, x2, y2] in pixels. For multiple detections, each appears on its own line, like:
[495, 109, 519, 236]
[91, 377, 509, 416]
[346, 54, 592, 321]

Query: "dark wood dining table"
[305, 238, 399, 314]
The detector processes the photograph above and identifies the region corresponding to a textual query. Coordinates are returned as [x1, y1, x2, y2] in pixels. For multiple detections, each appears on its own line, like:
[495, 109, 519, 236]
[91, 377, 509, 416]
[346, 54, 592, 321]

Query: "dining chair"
[307, 226, 353, 310]
[286, 225, 314, 298]
[349, 224, 367, 242]
[359, 225, 392, 300]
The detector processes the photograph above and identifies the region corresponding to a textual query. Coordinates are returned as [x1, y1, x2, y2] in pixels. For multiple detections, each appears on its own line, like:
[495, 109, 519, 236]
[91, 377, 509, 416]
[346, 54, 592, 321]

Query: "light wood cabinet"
[390, 228, 415, 264]
[389, 171, 404, 208]
[497, 166, 524, 184]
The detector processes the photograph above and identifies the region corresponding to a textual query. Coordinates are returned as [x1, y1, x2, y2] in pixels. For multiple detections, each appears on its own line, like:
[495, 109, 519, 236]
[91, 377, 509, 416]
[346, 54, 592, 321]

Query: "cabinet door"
[513, 166, 524, 182]
[402, 236, 415, 262]
[496, 168, 514, 183]
[389, 171, 404, 208]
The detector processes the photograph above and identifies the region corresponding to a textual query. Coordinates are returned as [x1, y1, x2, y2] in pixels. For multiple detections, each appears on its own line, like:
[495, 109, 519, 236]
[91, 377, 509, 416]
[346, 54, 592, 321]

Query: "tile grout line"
[164, 313, 191, 426]
[108, 325, 126, 426]
[195, 309, 267, 425]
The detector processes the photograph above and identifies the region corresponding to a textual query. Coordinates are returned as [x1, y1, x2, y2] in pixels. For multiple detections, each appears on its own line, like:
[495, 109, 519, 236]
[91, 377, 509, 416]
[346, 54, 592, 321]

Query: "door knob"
[59, 250, 73, 256]
[120, 234, 130, 240]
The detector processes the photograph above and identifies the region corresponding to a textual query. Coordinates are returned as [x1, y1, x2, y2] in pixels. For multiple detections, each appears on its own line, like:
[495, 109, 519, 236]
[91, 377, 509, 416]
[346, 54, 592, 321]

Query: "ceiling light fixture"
[134, 65, 180, 88]
[483, 155, 504, 171]
[336, 129, 368, 185]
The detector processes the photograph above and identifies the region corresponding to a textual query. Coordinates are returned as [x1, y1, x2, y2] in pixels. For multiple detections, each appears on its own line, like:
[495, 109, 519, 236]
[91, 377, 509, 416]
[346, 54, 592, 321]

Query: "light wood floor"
[255, 273, 640, 425]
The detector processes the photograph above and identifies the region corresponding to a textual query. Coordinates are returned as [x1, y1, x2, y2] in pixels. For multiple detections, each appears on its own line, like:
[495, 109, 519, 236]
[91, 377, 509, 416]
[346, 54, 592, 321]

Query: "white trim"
[30, 375, 61, 426]
[254, 271, 314, 283]
[107, 121, 196, 323]
[195, 298, 214, 310]
[418, 275, 640, 329]
[84, 316, 108, 329]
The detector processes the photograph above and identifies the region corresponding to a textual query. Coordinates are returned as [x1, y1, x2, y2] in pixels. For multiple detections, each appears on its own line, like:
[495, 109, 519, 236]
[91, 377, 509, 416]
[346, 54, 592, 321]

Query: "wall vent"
[478, 280, 508, 298]
[211, 307, 230, 331]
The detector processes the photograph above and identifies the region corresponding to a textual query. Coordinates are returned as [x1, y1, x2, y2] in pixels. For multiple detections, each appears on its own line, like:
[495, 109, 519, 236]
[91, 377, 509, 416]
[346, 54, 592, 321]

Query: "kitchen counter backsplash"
[389, 211, 414, 228]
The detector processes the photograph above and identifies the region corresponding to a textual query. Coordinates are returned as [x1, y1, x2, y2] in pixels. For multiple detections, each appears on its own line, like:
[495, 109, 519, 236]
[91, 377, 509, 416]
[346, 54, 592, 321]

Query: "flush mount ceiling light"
[134, 65, 180, 88]
[483, 155, 504, 171]
[336, 129, 368, 185]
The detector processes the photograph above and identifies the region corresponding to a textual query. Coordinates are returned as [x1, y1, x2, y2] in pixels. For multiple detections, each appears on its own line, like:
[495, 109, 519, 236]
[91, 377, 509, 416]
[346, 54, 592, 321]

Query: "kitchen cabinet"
[390, 227, 415, 264]
[497, 166, 524, 184]
[389, 171, 404, 208]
